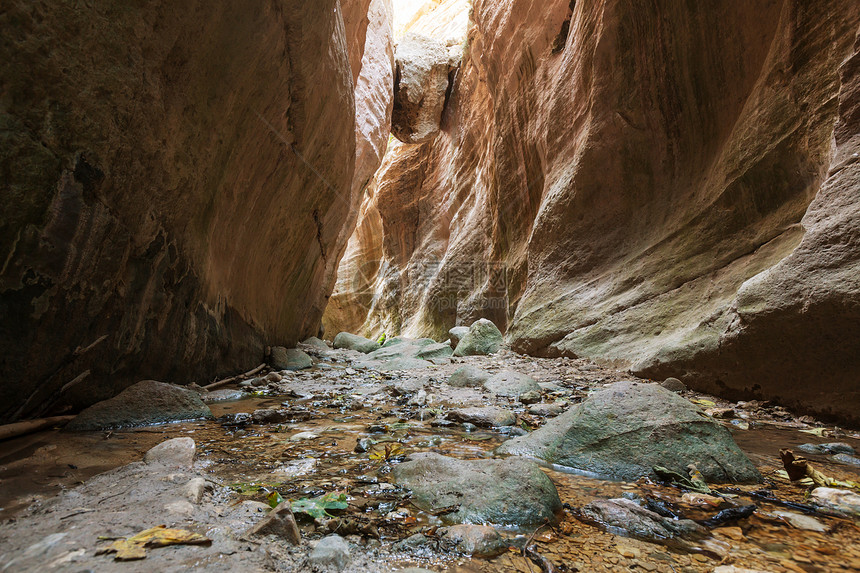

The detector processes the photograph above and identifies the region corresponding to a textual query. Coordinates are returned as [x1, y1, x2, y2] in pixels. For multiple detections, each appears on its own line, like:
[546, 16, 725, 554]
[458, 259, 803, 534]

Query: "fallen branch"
[0, 415, 76, 441]
[203, 364, 267, 390]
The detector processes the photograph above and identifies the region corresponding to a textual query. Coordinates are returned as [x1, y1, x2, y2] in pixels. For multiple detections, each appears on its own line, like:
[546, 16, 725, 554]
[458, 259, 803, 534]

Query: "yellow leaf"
[96, 525, 211, 561]
[691, 399, 716, 407]
[799, 427, 827, 437]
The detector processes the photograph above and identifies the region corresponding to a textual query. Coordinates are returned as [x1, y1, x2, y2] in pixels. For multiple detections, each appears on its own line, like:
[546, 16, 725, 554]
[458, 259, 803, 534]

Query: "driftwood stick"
[203, 363, 267, 390]
[0, 415, 76, 441]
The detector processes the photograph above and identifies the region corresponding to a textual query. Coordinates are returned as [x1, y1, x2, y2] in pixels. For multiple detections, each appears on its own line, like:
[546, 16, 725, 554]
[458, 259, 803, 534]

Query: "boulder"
[447, 407, 516, 428]
[483, 370, 541, 398]
[67, 380, 212, 430]
[302, 337, 330, 350]
[270, 347, 312, 371]
[453, 319, 504, 357]
[448, 326, 470, 348]
[144, 437, 196, 469]
[447, 365, 491, 387]
[392, 452, 561, 528]
[416, 342, 454, 361]
[496, 381, 761, 483]
[391, 33, 454, 144]
[333, 332, 381, 353]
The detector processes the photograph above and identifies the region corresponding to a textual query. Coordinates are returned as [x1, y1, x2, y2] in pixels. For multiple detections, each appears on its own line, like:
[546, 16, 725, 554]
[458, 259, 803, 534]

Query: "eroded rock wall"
[327, 1, 860, 422]
[0, 0, 393, 421]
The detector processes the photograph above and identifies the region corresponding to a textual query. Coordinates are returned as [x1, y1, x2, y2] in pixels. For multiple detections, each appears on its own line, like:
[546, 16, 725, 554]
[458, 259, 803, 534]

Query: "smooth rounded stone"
[66, 380, 213, 430]
[483, 370, 541, 398]
[270, 347, 312, 371]
[252, 409, 289, 424]
[290, 431, 320, 442]
[416, 342, 454, 361]
[661, 377, 687, 392]
[832, 453, 860, 467]
[773, 510, 828, 532]
[448, 326, 470, 348]
[447, 365, 491, 387]
[144, 437, 196, 468]
[333, 332, 381, 353]
[809, 487, 860, 517]
[447, 407, 516, 428]
[240, 376, 267, 388]
[266, 372, 283, 383]
[201, 389, 245, 403]
[303, 337, 330, 350]
[578, 498, 705, 542]
[309, 534, 350, 571]
[496, 380, 761, 483]
[183, 477, 207, 504]
[529, 403, 565, 417]
[519, 390, 541, 404]
[437, 525, 509, 557]
[453, 318, 504, 356]
[392, 452, 561, 528]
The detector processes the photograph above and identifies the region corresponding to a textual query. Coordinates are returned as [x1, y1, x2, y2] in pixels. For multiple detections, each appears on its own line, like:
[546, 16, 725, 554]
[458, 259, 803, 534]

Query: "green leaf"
[267, 491, 284, 508]
[291, 492, 348, 519]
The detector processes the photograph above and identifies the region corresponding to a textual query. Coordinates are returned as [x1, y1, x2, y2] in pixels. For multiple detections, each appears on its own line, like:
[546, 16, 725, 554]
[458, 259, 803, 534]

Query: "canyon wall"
[0, 0, 393, 422]
[327, 1, 860, 422]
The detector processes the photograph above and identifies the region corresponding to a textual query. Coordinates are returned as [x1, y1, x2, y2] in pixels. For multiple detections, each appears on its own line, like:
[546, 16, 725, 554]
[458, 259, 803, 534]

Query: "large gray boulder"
[483, 370, 541, 397]
[270, 347, 312, 371]
[333, 332, 381, 353]
[497, 381, 761, 483]
[392, 452, 561, 528]
[453, 319, 504, 356]
[67, 380, 212, 430]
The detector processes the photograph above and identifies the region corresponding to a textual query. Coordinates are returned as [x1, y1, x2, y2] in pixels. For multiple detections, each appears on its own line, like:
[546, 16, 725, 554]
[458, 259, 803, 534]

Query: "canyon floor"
[1, 342, 859, 573]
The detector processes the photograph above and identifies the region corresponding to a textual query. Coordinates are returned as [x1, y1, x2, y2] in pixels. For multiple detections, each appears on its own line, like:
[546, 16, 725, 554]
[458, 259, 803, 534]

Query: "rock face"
[67, 380, 212, 431]
[326, 0, 860, 423]
[0, 0, 394, 422]
[496, 381, 761, 483]
[393, 452, 561, 528]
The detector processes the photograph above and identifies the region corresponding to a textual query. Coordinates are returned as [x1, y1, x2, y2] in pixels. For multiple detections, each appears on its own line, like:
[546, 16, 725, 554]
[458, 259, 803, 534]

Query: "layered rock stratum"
[326, 1, 860, 423]
[0, 0, 393, 421]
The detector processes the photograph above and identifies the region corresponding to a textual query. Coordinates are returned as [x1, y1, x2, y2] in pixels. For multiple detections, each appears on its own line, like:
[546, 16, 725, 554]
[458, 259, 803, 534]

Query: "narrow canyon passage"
[2, 1, 860, 572]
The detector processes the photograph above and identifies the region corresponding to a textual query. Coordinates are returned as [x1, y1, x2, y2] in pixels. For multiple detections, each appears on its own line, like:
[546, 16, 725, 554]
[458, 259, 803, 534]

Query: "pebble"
[182, 477, 207, 504]
[309, 534, 350, 571]
[660, 377, 686, 392]
[290, 431, 320, 442]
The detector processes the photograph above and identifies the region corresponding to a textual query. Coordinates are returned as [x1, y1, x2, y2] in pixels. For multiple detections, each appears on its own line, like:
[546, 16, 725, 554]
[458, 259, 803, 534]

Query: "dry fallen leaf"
[96, 525, 211, 561]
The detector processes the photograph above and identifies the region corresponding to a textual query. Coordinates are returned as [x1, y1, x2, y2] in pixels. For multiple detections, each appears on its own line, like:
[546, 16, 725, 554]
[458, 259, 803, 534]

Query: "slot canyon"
[1, 1, 860, 572]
